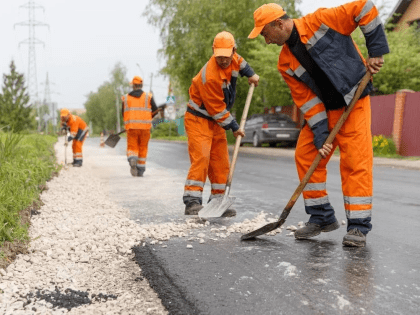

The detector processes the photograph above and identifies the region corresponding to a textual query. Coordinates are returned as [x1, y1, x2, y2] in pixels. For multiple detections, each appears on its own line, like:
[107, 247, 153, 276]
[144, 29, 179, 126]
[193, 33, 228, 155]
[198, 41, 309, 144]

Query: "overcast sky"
[0, 0, 397, 110]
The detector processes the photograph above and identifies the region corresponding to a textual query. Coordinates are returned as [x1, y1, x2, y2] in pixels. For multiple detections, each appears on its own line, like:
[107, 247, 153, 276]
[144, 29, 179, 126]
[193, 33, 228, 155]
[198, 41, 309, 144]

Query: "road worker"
[183, 31, 260, 216]
[122, 76, 160, 177]
[248, 1, 389, 247]
[60, 108, 89, 167]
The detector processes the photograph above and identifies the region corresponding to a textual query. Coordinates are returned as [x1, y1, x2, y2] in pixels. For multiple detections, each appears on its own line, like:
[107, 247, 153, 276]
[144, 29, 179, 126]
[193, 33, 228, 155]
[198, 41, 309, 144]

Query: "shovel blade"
[241, 221, 282, 241]
[198, 195, 236, 219]
[105, 134, 121, 148]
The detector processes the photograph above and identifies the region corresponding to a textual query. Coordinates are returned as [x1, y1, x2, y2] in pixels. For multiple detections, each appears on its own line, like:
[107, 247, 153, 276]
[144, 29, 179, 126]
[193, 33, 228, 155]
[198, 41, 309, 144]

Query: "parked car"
[241, 113, 300, 147]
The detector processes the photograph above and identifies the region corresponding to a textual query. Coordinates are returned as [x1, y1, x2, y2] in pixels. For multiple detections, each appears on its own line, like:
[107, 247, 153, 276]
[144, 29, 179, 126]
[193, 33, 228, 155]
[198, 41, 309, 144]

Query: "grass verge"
[0, 132, 59, 270]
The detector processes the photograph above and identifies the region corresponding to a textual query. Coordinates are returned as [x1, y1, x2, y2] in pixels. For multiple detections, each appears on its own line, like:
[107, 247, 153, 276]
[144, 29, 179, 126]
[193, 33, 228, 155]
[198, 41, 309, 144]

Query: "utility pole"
[15, 0, 49, 132]
[149, 73, 153, 93]
[114, 88, 121, 133]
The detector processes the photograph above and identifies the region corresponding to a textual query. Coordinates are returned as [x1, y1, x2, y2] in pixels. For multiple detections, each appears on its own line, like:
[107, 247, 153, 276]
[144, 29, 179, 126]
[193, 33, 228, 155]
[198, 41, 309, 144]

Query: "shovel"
[105, 130, 126, 148]
[241, 71, 371, 240]
[198, 83, 255, 219]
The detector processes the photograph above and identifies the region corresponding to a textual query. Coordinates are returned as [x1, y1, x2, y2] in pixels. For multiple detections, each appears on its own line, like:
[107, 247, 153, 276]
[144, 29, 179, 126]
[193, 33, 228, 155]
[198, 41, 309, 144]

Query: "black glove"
[68, 136, 74, 142]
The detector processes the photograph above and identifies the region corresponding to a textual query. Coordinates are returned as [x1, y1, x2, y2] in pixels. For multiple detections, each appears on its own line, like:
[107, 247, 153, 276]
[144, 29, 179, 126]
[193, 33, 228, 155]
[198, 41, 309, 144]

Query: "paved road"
[85, 138, 420, 315]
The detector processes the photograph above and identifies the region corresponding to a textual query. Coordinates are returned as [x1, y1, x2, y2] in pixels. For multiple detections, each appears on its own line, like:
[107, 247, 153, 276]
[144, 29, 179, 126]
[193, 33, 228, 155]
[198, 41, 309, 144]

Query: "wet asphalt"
[86, 138, 420, 314]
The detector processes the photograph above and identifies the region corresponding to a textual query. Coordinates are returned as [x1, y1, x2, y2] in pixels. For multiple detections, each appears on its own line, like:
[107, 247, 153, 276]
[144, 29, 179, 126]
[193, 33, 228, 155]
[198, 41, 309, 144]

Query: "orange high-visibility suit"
[65, 115, 89, 164]
[122, 89, 158, 175]
[278, 0, 389, 234]
[183, 53, 256, 207]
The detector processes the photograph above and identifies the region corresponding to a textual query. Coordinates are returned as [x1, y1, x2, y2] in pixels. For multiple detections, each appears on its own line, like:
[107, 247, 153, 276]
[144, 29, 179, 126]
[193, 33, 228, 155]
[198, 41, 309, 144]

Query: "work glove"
[67, 136, 74, 142]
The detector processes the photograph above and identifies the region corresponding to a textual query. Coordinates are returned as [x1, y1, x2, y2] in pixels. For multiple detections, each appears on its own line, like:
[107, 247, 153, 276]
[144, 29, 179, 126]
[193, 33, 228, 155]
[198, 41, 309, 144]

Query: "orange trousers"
[183, 112, 230, 206]
[126, 129, 151, 171]
[72, 139, 85, 162]
[295, 96, 373, 234]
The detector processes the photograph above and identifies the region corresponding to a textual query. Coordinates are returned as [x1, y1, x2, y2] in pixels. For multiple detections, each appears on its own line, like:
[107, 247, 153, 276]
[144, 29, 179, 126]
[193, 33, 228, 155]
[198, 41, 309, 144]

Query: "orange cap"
[131, 76, 143, 85]
[60, 108, 70, 117]
[213, 31, 235, 57]
[248, 3, 286, 39]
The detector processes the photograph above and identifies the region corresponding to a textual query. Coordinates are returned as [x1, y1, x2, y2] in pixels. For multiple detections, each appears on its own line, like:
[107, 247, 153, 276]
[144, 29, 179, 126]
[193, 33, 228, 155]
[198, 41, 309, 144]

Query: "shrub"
[372, 135, 396, 156]
[151, 121, 179, 138]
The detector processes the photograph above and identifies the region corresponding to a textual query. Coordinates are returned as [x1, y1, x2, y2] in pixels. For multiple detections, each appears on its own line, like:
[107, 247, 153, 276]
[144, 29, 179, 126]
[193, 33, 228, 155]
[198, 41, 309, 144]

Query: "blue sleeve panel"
[239, 64, 255, 77]
[224, 119, 240, 132]
[365, 26, 390, 57]
[311, 118, 329, 150]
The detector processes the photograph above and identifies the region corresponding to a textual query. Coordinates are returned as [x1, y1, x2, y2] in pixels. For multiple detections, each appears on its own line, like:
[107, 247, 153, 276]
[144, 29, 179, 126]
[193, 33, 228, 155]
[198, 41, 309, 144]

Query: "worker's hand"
[366, 56, 384, 74]
[318, 143, 333, 159]
[67, 136, 74, 142]
[233, 129, 245, 138]
[248, 74, 260, 87]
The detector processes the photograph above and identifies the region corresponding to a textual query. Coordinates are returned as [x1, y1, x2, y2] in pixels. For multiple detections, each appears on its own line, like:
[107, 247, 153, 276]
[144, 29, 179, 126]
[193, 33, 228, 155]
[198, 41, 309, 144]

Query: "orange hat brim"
[213, 47, 234, 57]
[248, 25, 264, 39]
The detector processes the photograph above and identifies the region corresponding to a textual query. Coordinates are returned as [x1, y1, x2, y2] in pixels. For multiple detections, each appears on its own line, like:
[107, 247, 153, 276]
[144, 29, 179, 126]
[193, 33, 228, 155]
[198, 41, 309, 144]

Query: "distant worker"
[122, 76, 160, 177]
[183, 31, 260, 216]
[60, 108, 89, 167]
[248, 1, 389, 246]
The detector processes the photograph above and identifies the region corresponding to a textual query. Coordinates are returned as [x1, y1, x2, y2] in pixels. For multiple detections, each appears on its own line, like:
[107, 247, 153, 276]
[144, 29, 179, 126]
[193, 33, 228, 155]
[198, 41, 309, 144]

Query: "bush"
[0, 132, 58, 243]
[151, 121, 179, 138]
[372, 135, 396, 156]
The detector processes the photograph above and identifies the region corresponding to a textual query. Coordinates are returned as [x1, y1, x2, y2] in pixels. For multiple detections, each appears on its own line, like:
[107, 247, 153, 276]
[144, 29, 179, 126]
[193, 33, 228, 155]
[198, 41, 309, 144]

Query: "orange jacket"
[65, 115, 88, 141]
[188, 53, 255, 131]
[122, 91, 155, 130]
[278, 0, 389, 148]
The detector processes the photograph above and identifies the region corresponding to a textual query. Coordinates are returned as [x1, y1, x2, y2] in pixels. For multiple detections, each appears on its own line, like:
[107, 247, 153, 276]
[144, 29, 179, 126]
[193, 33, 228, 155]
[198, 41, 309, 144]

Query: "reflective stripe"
[300, 97, 322, 114]
[344, 83, 359, 105]
[344, 196, 372, 205]
[346, 210, 371, 219]
[304, 182, 326, 192]
[125, 119, 152, 124]
[201, 62, 208, 84]
[185, 180, 205, 188]
[78, 127, 89, 140]
[360, 16, 382, 34]
[124, 94, 128, 111]
[307, 111, 327, 127]
[136, 165, 145, 169]
[138, 157, 147, 162]
[125, 107, 151, 112]
[222, 81, 232, 89]
[183, 190, 203, 198]
[294, 65, 306, 78]
[220, 115, 233, 127]
[144, 93, 148, 108]
[355, 0, 374, 23]
[286, 69, 294, 76]
[304, 196, 330, 207]
[213, 109, 228, 120]
[74, 157, 82, 161]
[211, 183, 226, 190]
[305, 24, 329, 50]
[189, 99, 211, 117]
[240, 60, 247, 70]
[232, 70, 239, 78]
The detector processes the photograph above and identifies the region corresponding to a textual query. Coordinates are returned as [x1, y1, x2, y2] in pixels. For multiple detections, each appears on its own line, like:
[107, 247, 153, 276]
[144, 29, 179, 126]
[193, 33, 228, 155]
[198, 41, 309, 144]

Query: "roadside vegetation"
[0, 132, 58, 268]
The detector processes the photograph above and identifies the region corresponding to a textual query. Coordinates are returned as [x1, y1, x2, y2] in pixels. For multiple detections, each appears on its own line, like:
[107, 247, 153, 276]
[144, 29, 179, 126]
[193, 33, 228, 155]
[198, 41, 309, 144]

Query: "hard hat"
[60, 108, 70, 117]
[248, 3, 287, 39]
[131, 76, 143, 85]
[213, 31, 236, 57]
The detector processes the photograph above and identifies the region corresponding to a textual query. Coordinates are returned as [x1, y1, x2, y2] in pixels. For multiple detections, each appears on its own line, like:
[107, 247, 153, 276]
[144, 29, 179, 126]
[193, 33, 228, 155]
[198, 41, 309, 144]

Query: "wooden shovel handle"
[278, 72, 371, 222]
[226, 83, 255, 187]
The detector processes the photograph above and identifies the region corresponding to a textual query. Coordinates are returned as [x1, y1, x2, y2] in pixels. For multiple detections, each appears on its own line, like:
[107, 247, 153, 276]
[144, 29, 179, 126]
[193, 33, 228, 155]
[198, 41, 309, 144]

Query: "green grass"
[0, 132, 59, 244]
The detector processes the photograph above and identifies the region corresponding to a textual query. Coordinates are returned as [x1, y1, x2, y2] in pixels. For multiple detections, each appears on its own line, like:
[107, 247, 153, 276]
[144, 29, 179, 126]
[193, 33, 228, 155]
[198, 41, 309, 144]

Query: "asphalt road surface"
[86, 138, 420, 315]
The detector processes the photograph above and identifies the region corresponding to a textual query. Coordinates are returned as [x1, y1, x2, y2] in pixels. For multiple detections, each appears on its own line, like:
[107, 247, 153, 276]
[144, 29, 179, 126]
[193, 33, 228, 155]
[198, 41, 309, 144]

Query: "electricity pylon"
[15, 0, 49, 131]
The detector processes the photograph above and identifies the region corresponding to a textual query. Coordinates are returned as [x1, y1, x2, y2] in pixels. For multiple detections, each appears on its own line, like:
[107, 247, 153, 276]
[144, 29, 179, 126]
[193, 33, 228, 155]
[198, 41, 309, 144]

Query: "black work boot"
[73, 160, 83, 167]
[129, 160, 138, 177]
[137, 168, 145, 177]
[342, 229, 366, 247]
[221, 208, 236, 217]
[185, 203, 203, 215]
[294, 221, 340, 240]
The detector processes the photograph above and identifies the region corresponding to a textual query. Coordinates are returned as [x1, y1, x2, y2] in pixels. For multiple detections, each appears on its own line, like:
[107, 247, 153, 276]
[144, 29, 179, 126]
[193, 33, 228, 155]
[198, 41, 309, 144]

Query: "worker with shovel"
[183, 31, 260, 216]
[122, 76, 160, 177]
[248, 1, 388, 247]
[60, 108, 89, 167]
